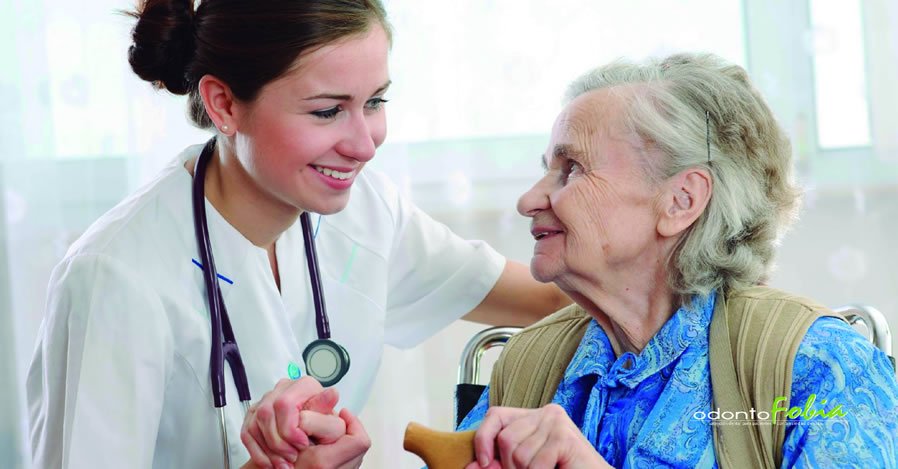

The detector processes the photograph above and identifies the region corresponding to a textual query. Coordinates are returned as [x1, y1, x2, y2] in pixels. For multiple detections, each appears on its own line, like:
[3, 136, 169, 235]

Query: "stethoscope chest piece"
[303, 339, 350, 387]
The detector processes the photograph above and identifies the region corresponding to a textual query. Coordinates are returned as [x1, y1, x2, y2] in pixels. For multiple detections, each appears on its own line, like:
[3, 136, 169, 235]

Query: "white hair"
[565, 53, 801, 297]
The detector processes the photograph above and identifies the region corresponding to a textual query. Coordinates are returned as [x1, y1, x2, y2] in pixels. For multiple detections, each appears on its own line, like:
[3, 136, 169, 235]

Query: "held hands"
[291, 408, 369, 469]
[465, 404, 612, 469]
[240, 376, 370, 469]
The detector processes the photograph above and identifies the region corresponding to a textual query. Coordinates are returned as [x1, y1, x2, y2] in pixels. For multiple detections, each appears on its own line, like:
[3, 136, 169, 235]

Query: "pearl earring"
[221, 125, 230, 132]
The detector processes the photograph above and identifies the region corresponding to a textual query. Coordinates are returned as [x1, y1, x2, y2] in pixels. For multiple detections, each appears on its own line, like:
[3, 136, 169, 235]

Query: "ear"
[656, 168, 712, 238]
[197, 75, 240, 136]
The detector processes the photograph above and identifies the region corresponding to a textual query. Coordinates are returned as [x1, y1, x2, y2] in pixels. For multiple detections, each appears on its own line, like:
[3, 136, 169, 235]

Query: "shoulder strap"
[708, 290, 773, 469]
[490, 304, 592, 408]
[710, 286, 845, 468]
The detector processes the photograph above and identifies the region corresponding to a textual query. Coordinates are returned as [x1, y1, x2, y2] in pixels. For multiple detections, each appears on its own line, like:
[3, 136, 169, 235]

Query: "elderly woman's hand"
[241, 377, 344, 469]
[289, 408, 370, 469]
[465, 405, 612, 469]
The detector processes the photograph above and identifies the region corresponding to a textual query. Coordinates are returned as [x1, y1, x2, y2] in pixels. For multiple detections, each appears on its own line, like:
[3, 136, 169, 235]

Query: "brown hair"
[126, 0, 391, 129]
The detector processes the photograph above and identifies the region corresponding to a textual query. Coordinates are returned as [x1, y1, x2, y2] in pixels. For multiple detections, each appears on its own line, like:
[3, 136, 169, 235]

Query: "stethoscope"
[191, 137, 350, 467]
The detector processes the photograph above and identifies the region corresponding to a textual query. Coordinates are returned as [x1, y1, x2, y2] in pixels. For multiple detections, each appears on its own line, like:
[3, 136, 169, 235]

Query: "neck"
[563, 247, 679, 357]
[193, 142, 300, 250]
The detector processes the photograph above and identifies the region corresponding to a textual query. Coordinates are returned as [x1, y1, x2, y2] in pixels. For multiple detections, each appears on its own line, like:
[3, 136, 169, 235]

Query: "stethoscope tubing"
[194, 139, 254, 409]
[301, 212, 331, 339]
[193, 138, 349, 467]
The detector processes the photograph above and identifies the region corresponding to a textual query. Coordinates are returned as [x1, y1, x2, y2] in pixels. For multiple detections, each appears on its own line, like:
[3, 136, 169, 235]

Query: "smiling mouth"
[313, 165, 355, 180]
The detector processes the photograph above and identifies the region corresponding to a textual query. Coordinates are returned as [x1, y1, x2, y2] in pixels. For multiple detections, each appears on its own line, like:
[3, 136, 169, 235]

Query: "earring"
[221, 124, 230, 133]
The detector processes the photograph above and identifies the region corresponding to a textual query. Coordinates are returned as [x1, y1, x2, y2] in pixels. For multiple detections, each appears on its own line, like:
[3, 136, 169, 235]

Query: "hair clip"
[705, 110, 711, 164]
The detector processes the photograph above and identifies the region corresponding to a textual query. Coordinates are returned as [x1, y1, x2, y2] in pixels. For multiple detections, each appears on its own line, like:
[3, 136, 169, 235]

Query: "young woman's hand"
[291, 408, 371, 469]
[240, 377, 342, 469]
[464, 404, 612, 469]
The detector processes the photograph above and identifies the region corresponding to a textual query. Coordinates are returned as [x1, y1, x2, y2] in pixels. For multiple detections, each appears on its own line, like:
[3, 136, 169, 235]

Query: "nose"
[517, 175, 552, 217]
[335, 113, 377, 162]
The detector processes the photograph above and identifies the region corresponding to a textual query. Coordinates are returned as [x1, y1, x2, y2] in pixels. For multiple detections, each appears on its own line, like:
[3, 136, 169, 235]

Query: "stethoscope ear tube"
[219, 287, 252, 403]
[193, 138, 230, 409]
[194, 138, 253, 408]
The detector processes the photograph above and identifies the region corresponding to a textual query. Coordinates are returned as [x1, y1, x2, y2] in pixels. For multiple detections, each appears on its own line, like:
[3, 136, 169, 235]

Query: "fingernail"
[286, 451, 298, 463]
[479, 454, 489, 467]
[279, 462, 291, 469]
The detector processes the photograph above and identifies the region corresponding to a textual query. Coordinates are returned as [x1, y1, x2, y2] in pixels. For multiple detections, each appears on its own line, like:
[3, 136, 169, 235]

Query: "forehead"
[557, 89, 628, 139]
[264, 25, 391, 96]
[543, 87, 645, 174]
[545, 88, 631, 160]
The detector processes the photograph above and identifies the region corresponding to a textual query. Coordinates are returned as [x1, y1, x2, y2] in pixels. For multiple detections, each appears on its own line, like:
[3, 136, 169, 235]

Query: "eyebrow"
[542, 144, 585, 170]
[303, 81, 392, 101]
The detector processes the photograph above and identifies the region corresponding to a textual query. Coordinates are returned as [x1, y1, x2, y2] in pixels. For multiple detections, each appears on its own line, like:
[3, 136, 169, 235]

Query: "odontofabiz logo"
[694, 394, 847, 425]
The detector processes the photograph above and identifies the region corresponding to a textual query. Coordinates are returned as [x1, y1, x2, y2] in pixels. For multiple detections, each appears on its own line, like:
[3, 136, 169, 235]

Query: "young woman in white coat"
[25, 1, 569, 468]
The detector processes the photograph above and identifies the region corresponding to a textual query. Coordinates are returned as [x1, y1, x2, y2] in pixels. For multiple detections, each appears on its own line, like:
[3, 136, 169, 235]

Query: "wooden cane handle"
[403, 422, 477, 469]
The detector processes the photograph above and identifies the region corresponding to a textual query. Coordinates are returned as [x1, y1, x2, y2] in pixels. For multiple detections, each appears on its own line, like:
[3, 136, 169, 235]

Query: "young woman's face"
[232, 24, 391, 215]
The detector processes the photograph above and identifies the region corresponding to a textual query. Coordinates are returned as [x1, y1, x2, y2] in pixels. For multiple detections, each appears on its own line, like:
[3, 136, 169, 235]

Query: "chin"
[314, 205, 347, 216]
[529, 260, 556, 284]
[306, 194, 352, 215]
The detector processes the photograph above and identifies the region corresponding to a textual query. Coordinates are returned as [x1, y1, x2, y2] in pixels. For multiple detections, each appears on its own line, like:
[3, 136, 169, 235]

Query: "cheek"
[554, 180, 654, 264]
[549, 190, 598, 267]
[555, 182, 611, 238]
[370, 113, 387, 148]
[263, 124, 339, 167]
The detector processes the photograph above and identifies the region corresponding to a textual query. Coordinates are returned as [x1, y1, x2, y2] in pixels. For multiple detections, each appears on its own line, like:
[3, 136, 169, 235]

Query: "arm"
[463, 260, 571, 327]
[379, 169, 568, 347]
[26, 254, 172, 469]
[780, 317, 898, 468]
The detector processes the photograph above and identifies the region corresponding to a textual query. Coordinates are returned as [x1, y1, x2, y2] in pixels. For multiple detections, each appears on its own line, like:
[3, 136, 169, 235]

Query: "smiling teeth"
[314, 166, 353, 180]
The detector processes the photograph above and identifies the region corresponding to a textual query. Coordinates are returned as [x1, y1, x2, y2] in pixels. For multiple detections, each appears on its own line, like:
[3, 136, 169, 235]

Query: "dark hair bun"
[127, 0, 196, 95]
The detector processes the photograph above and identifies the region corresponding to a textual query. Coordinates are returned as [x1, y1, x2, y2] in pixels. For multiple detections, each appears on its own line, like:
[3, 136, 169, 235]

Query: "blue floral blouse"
[458, 291, 898, 468]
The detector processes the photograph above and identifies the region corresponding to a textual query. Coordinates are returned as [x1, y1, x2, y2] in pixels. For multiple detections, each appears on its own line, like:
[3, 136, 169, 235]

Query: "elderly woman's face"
[517, 89, 663, 289]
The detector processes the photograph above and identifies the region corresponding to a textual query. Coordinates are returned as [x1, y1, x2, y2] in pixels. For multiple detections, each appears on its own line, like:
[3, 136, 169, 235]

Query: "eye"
[365, 97, 389, 111]
[311, 106, 342, 119]
[561, 159, 584, 183]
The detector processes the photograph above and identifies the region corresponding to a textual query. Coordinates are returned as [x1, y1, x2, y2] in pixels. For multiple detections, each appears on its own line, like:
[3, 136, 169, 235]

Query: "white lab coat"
[26, 144, 505, 468]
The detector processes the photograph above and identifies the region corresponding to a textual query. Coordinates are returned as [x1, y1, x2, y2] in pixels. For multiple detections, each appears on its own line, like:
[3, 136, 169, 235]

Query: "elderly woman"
[457, 53, 898, 468]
